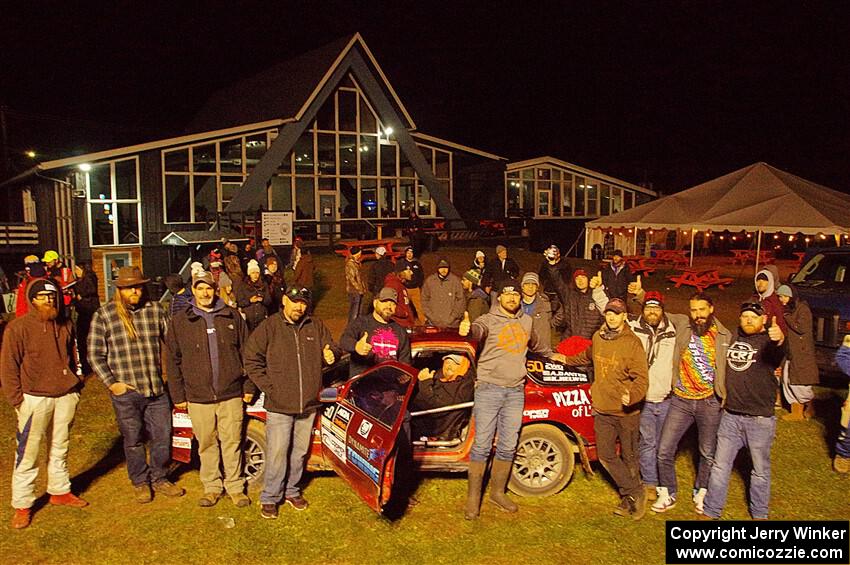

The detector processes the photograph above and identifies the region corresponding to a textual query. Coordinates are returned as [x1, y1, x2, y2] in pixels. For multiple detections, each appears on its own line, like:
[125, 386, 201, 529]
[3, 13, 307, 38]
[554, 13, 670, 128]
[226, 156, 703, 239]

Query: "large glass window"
[360, 179, 378, 218]
[86, 157, 141, 246]
[317, 133, 336, 176]
[337, 90, 357, 132]
[338, 135, 357, 175]
[600, 183, 611, 215]
[380, 143, 397, 177]
[294, 134, 314, 175]
[400, 180, 415, 214]
[164, 175, 191, 222]
[269, 176, 292, 210]
[562, 174, 573, 215]
[295, 177, 315, 219]
[379, 179, 397, 218]
[574, 178, 586, 216]
[586, 180, 599, 216]
[339, 178, 357, 219]
[359, 135, 377, 176]
[219, 138, 242, 174]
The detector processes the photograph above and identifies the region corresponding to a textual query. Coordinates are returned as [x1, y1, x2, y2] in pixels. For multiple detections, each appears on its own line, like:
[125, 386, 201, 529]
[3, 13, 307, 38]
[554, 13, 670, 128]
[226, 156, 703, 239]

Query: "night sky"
[2, 2, 848, 193]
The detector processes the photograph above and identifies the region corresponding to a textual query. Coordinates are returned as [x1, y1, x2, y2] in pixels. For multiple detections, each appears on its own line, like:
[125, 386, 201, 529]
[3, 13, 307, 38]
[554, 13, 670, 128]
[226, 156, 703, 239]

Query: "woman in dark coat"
[73, 262, 100, 374]
[777, 284, 819, 420]
[264, 256, 286, 314]
[236, 259, 272, 332]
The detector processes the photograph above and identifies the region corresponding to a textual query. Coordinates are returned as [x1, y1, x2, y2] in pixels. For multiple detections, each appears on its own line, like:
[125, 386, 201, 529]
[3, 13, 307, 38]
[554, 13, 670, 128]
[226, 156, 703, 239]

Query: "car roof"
[409, 327, 478, 350]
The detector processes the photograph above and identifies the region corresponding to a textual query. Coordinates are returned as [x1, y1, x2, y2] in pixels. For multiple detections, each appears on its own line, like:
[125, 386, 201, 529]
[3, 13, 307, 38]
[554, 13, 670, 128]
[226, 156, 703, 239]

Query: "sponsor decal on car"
[333, 406, 353, 430]
[526, 360, 590, 384]
[347, 446, 380, 483]
[552, 388, 593, 418]
[246, 392, 266, 413]
[357, 420, 373, 439]
[322, 428, 346, 463]
[172, 436, 191, 449]
[172, 411, 193, 428]
[523, 409, 550, 420]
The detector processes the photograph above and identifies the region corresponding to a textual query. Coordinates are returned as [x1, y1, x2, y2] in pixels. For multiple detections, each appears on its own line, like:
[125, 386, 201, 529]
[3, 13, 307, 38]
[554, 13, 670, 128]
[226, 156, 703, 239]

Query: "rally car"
[171, 328, 597, 513]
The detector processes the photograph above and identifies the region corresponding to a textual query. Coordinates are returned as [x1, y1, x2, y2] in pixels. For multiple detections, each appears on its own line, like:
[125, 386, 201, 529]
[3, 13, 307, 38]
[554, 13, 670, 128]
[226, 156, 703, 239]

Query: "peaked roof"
[588, 162, 850, 234]
[187, 33, 415, 134]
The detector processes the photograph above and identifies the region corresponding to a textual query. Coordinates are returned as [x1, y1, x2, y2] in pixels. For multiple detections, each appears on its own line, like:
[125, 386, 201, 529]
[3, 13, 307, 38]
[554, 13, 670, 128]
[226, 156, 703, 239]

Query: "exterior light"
[25, 150, 36, 158]
[732, 236, 737, 241]
[719, 235, 725, 240]
[79, 163, 92, 172]
[805, 237, 811, 243]
[384, 127, 394, 136]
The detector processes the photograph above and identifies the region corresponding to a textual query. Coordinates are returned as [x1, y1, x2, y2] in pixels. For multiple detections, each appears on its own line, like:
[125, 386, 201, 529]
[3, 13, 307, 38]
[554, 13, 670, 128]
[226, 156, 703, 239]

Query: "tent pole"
[755, 230, 763, 272]
[689, 229, 695, 267]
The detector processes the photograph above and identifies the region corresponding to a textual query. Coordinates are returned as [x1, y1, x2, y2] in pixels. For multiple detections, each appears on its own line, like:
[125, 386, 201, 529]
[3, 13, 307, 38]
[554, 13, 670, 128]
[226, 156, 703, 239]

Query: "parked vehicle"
[790, 247, 850, 379]
[171, 328, 597, 512]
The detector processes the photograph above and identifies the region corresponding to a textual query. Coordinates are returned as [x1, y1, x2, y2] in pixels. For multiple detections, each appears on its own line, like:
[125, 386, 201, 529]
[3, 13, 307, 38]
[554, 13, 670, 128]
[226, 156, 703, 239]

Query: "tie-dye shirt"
[675, 323, 718, 399]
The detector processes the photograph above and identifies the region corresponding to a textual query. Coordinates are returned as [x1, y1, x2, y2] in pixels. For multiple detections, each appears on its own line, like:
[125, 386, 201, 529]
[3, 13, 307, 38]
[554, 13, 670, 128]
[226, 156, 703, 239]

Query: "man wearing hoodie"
[753, 265, 787, 335]
[2, 279, 88, 529]
[165, 271, 255, 509]
[367, 246, 395, 296]
[561, 297, 650, 520]
[701, 302, 785, 520]
[421, 258, 465, 328]
[244, 286, 339, 518]
[458, 279, 566, 519]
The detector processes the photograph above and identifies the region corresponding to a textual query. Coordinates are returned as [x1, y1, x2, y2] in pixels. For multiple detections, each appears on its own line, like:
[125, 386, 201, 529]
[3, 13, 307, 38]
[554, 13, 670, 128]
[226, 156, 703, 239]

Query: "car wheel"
[508, 424, 576, 497]
[244, 419, 266, 486]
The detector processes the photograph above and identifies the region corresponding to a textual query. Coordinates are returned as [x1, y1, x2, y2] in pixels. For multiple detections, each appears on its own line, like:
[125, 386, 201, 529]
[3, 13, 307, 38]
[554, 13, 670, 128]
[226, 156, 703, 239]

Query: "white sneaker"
[651, 487, 677, 513]
[693, 488, 707, 515]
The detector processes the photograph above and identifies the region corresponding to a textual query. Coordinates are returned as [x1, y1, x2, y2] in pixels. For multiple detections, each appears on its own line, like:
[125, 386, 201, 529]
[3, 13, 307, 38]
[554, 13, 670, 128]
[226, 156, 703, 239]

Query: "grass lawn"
[1, 247, 847, 564]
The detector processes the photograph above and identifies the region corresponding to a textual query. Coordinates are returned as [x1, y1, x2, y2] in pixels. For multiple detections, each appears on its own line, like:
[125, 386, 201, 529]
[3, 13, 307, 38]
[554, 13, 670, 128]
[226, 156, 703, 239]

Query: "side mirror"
[319, 387, 341, 403]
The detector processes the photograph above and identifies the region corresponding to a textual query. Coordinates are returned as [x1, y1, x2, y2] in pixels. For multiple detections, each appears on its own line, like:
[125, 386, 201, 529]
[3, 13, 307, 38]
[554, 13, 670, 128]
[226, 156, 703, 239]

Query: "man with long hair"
[2, 280, 88, 529]
[88, 266, 184, 503]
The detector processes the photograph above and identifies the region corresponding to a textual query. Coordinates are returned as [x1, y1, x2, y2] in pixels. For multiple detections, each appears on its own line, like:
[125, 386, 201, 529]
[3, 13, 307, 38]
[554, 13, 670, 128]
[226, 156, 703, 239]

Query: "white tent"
[585, 162, 850, 267]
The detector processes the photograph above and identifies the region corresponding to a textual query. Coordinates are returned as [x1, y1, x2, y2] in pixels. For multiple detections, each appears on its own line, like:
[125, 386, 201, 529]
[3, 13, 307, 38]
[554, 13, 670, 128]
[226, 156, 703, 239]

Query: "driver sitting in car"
[410, 354, 475, 440]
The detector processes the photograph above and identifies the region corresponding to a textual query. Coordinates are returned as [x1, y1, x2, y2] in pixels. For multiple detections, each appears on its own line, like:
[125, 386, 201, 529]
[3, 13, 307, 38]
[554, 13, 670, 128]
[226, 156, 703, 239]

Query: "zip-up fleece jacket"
[1, 279, 80, 407]
[165, 302, 255, 405]
[627, 312, 688, 403]
[469, 307, 553, 388]
[671, 317, 733, 399]
[244, 313, 338, 415]
[563, 324, 648, 415]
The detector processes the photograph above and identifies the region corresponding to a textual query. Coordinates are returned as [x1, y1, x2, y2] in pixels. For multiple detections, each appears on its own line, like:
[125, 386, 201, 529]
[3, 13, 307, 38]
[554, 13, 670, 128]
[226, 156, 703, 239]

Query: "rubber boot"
[782, 403, 805, 421]
[465, 460, 487, 520]
[488, 459, 518, 513]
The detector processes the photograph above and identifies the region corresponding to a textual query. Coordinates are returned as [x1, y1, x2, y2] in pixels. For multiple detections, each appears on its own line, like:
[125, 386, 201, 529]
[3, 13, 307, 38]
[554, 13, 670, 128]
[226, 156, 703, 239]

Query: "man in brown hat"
[88, 266, 185, 503]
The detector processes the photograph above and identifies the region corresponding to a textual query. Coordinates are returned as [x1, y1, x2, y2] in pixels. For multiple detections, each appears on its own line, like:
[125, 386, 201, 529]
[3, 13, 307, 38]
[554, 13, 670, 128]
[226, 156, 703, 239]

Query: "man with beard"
[340, 287, 412, 378]
[458, 279, 566, 519]
[561, 298, 650, 520]
[2, 280, 88, 529]
[652, 293, 732, 515]
[753, 266, 787, 334]
[625, 288, 687, 503]
[601, 249, 635, 301]
[245, 286, 338, 517]
[166, 271, 254, 508]
[701, 302, 785, 520]
[88, 266, 184, 503]
[410, 354, 475, 440]
[422, 258, 465, 329]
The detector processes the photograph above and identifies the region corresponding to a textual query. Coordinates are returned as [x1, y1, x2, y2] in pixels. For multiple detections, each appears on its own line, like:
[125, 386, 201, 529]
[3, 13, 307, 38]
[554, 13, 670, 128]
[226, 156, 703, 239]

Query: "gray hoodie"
[469, 307, 553, 387]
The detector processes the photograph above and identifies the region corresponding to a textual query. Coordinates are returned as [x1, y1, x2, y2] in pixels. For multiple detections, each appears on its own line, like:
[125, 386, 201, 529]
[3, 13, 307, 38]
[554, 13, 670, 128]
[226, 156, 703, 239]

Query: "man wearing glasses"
[2, 280, 87, 529]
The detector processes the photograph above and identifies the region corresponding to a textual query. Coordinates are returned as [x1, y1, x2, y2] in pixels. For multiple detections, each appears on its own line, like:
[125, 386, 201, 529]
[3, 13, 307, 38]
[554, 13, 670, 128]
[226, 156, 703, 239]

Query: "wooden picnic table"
[667, 267, 734, 292]
[653, 249, 690, 266]
[730, 249, 775, 265]
[623, 255, 657, 277]
[334, 238, 406, 261]
[793, 251, 807, 269]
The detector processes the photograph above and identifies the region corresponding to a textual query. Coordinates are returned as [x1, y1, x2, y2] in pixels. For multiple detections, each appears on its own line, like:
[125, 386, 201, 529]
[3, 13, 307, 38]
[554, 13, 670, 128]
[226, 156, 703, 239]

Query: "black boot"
[489, 459, 518, 513]
[465, 460, 487, 520]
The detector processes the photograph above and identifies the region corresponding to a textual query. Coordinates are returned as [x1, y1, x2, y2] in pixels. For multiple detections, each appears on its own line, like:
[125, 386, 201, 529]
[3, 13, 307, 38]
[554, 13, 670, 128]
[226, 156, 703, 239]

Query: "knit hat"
[218, 272, 233, 288]
[776, 284, 793, 298]
[521, 272, 539, 286]
[643, 290, 664, 307]
[350, 246, 362, 255]
[437, 258, 450, 269]
[475, 250, 485, 259]
[247, 259, 261, 274]
[572, 268, 588, 281]
[375, 246, 387, 257]
[28, 279, 58, 302]
[463, 269, 482, 286]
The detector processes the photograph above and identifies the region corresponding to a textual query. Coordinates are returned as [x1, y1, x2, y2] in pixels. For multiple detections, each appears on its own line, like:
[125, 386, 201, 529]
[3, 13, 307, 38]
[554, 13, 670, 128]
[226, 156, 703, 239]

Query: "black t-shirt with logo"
[340, 314, 411, 377]
[724, 330, 784, 417]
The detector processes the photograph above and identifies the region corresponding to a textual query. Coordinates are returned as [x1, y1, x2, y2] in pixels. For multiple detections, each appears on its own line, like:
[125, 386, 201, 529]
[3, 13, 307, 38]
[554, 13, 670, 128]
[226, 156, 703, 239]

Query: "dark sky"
[2, 1, 848, 193]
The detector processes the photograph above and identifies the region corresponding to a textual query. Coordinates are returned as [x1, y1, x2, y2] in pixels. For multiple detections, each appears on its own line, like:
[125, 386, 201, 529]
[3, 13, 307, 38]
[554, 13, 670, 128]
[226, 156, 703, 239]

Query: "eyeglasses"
[33, 293, 56, 302]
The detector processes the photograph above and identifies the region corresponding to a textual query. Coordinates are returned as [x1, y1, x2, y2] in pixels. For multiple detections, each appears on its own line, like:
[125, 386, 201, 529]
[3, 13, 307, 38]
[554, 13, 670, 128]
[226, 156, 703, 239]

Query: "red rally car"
[171, 328, 598, 513]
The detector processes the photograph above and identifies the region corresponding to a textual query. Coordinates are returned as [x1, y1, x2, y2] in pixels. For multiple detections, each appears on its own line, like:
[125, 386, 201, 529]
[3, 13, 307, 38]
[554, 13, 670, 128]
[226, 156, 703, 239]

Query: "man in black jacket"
[244, 286, 339, 518]
[601, 249, 635, 301]
[166, 271, 254, 509]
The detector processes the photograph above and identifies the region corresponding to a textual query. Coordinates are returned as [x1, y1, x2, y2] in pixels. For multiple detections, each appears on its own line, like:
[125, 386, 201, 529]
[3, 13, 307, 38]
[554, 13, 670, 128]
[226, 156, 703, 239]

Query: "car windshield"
[792, 253, 850, 285]
[347, 366, 411, 428]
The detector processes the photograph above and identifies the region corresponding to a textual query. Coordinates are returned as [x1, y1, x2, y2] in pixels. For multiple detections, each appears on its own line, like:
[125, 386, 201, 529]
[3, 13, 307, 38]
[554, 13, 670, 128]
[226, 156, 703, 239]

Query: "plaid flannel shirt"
[88, 300, 170, 397]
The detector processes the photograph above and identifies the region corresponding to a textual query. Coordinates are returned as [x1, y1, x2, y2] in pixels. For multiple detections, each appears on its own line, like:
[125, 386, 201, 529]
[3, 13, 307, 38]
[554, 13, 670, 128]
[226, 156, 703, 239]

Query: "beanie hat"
[643, 290, 664, 307]
[776, 284, 793, 298]
[28, 279, 58, 302]
[572, 268, 588, 281]
[247, 259, 261, 274]
[463, 269, 482, 286]
[521, 272, 540, 286]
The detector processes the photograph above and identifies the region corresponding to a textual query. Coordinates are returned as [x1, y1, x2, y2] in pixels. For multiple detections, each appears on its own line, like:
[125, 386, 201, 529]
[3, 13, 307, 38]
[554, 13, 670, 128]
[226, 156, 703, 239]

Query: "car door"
[320, 361, 417, 512]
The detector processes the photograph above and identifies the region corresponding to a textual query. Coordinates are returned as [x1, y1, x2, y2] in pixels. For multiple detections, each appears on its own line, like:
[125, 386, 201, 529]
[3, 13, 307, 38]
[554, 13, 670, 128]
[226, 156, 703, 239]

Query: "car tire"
[508, 424, 576, 497]
[244, 419, 266, 486]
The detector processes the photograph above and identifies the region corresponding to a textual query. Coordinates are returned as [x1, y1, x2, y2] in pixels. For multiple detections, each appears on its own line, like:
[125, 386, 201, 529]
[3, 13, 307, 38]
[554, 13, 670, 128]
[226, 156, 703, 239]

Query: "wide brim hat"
[113, 265, 150, 288]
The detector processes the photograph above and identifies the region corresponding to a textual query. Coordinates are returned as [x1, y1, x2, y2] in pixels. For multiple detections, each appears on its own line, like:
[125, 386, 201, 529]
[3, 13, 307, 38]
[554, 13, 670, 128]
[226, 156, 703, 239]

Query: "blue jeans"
[702, 411, 776, 519]
[110, 391, 172, 486]
[657, 394, 722, 497]
[470, 381, 525, 462]
[837, 423, 850, 459]
[260, 411, 315, 504]
[348, 293, 363, 324]
[639, 397, 671, 487]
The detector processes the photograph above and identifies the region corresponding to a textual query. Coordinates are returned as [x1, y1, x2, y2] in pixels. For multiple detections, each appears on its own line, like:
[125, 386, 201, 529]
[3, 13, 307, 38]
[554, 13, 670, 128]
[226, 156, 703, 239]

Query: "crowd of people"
[1, 240, 848, 530]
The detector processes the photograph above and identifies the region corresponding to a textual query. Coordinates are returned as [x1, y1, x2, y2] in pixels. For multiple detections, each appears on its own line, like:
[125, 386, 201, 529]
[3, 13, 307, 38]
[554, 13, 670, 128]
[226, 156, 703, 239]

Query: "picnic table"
[623, 255, 657, 277]
[730, 250, 775, 265]
[653, 249, 690, 267]
[334, 238, 405, 261]
[793, 251, 807, 269]
[667, 267, 735, 292]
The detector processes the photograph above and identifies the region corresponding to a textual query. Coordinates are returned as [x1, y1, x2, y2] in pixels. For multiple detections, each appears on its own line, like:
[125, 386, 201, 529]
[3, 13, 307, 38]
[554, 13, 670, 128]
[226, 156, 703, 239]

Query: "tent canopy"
[587, 162, 850, 235]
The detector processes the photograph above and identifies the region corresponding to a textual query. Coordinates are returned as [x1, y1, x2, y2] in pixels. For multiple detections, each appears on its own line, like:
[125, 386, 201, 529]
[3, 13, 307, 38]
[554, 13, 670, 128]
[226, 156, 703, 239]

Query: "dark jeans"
[76, 312, 94, 374]
[657, 394, 722, 498]
[703, 411, 776, 519]
[347, 292, 363, 324]
[110, 391, 172, 486]
[594, 411, 642, 498]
